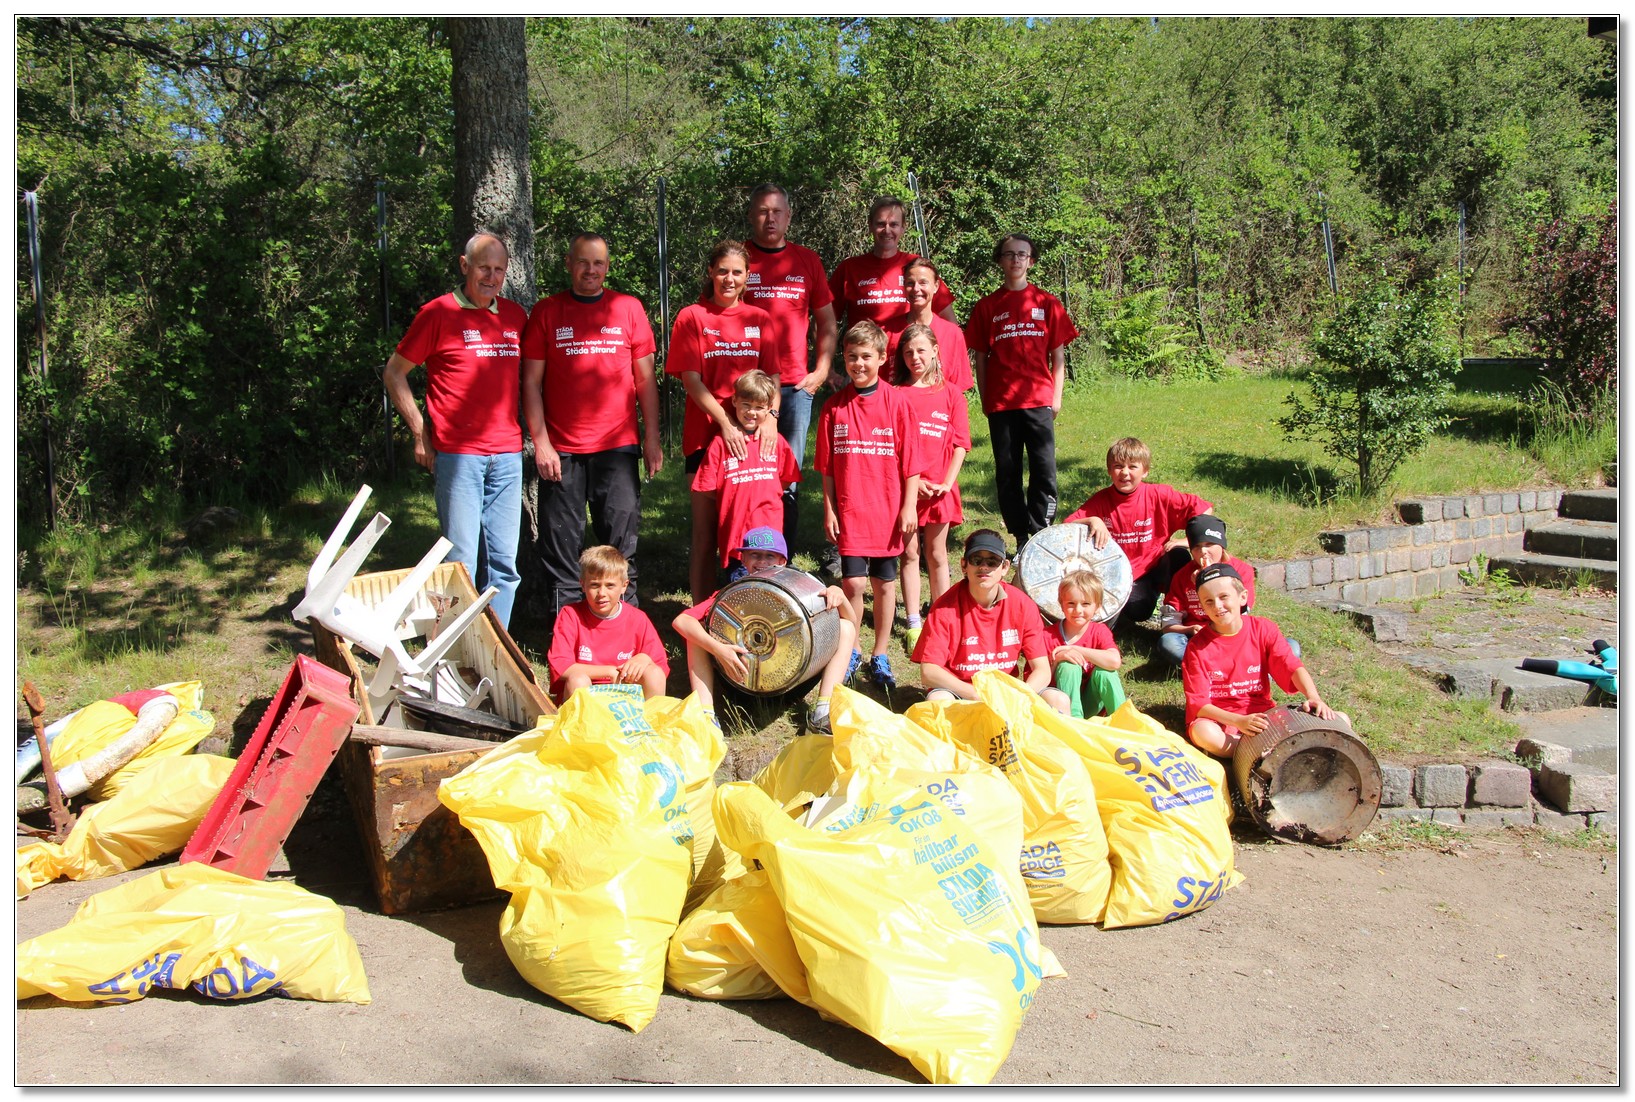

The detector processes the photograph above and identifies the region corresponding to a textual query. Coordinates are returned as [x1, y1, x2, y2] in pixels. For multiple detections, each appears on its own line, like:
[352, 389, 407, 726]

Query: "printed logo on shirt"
[725, 457, 739, 471]
[503, 329, 520, 341]
[788, 274, 805, 284]
[462, 329, 482, 343]
[556, 326, 574, 341]
[600, 326, 623, 336]
[1002, 628, 1020, 646]
[577, 645, 593, 662]
[858, 277, 879, 288]
[744, 326, 761, 339]
[747, 272, 763, 285]
[1247, 664, 1261, 674]
[1209, 670, 1226, 680]
[834, 423, 850, 439]
[704, 327, 721, 337]
[1031, 307, 1046, 321]
[965, 635, 980, 646]
[993, 311, 1010, 323]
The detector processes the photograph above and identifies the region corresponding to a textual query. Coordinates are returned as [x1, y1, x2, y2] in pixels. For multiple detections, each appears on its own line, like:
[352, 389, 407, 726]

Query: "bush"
[1278, 273, 1460, 499]
[1098, 288, 1224, 381]
[1518, 202, 1617, 413]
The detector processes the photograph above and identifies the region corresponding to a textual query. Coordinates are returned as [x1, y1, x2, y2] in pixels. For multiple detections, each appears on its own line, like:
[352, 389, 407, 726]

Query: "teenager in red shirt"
[912, 529, 1052, 701]
[965, 233, 1079, 552]
[881, 257, 974, 392]
[891, 322, 969, 656]
[1181, 563, 1346, 757]
[1065, 436, 1213, 629]
[667, 240, 778, 603]
[816, 320, 921, 687]
[547, 545, 670, 704]
[691, 369, 801, 581]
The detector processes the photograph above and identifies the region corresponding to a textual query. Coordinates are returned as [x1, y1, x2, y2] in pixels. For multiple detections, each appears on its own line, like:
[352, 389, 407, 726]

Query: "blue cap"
[736, 526, 789, 561]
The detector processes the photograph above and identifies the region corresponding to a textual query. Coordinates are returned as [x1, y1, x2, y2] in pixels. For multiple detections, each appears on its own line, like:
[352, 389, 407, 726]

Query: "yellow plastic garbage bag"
[714, 694, 1050, 1085]
[17, 754, 235, 898]
[976, 672, 1240, 928]
[664, 868, 810, 1002]
[45, 681, 215, 801]
[642, 692, 730, 914]
[909, 694, 1112, 925]
[16, 863, 370, 1005]
[751, 733, 837, 817]
[438, 688, 723, 1033]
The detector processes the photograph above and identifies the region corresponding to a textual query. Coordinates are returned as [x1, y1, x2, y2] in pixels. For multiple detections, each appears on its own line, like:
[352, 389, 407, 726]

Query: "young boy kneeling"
[671, 526, 859, 734]
[1039, 570, 1128, 719]
[1181, 562, 1347, 757]
[547, 545, 670, 703]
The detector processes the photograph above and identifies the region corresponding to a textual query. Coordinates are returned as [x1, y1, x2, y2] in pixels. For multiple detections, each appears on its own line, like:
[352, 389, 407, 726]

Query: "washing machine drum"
[1014, 523, 1134, 622]
[707, 567, 843, 695]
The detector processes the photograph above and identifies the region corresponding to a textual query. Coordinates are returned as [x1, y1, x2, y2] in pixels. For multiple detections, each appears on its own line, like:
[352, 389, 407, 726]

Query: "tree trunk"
[447, 17, 536, 308]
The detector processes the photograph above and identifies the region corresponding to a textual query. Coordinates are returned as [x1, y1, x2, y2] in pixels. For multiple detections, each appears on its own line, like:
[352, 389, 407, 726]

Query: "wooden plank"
[347, 724, 497, 755]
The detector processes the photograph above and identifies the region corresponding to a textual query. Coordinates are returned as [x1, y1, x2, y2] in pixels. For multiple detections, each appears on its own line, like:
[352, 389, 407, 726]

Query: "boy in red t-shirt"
[1064, 436, 1213, 629]
[1181, 563, 1347, 757]
[1039, 570, 1127, 720]
[692, 369, 802, 584]
[816, 320, 921, 688]
[671, 527, 859, 734]
[547, 545, 670, 704]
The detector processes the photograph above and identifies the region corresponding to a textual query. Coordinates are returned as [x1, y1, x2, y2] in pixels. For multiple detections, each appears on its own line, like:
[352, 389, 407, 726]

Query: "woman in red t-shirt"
[667, 240, 777, 602]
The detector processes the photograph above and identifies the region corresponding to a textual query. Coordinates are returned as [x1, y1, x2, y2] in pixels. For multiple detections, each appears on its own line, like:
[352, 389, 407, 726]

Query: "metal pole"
[907, 171, 930, 258]
[655, 176, 673, 452]
[1061, 257, 1074, 382]
[376, 181, 395, 477]
[24, 191, 58, 530]
[1457, 201, 1467, 301]
[1319, 190, 1338, 303]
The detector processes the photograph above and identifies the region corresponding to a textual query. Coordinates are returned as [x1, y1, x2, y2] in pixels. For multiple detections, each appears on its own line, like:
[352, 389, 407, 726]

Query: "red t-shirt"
[745, 241, 835, 386]
[815, 381, 918, 557]
[1054, 618, 1117, 653]
[883, 313, 975, 393]
[828, 251, 954, 328]
[547, 600, 670, 701]
[1164, 555, 1259, 627]
[520, 290, 656, 454]
[665, 299, 775, 457]
[692, 434, 802, 567]
[1181, 614, 1303, 727]
[394, 292, 527, 455]
[913, 582, 1050, 683]
[898, 381, 970, 526]
[964, 283, 1079, 415]
[1063, 482, 1214, 578]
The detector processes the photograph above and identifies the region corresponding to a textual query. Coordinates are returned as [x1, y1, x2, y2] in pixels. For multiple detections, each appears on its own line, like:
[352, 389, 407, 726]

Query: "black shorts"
[685, 449, 705, 476]
[840, 554, 899, 582]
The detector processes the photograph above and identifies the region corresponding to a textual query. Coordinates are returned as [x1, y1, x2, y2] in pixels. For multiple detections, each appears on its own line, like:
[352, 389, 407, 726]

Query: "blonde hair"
[843, 319, 887, 357]
[1058, 569, 1104, 610]
[579, 545, 629, 583]
[1107, 436, 1151, 468]
[891, 322, 942, 387]
[734, 369, 778, 407]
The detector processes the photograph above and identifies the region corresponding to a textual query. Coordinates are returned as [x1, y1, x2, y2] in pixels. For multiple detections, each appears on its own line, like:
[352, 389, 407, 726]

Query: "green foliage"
[1522, 378, 1617, 486]
[1097, 288, 1225, 381]
[1279, 272, 1460, 498]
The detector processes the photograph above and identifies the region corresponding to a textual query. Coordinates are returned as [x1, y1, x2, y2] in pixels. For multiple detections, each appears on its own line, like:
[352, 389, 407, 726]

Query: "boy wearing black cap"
[1157, 516, 1259, 665]
[671, 526, 859, 733]
[1181, 562, 1345, 757]
[912, 528, 1053, 701]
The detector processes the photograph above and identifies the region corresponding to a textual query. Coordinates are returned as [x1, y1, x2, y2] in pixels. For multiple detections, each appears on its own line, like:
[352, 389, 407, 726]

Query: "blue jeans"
[779, 383, 815, 542]
[1158, 629, 1302, 664]
[434, 451, 522, 629]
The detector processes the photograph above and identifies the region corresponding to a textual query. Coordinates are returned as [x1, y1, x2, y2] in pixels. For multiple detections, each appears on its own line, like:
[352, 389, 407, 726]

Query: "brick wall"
[1253, 489, 1563, 603]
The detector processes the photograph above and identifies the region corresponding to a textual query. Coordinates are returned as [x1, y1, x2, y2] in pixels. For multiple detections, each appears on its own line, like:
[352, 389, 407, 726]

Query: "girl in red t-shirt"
[1039, 570, 1127, 720]
[892, 322, 970, 654]
[667, 240, 777, 602]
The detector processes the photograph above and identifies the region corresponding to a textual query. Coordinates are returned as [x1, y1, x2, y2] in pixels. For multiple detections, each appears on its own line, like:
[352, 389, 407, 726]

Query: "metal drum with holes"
[707, 567, 842, 695]
[1013, 523, 1133, 622]
[1231, 705, 1382, 846]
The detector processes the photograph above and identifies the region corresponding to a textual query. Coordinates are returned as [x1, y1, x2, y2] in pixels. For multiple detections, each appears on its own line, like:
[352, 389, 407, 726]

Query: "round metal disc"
[1014, 523, 1134, 621]
[708, 567, 840, 695]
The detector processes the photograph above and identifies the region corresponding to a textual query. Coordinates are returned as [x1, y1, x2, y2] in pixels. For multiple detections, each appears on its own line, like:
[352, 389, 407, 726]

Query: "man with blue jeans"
[743, 183, 837, 545]
[384, 231, 528, 628]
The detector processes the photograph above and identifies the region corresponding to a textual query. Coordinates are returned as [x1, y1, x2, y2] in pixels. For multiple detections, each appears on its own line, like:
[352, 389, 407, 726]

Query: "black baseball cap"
[963, 530, 1009, 561]
[1187, 515, 1227, 549]
[1195, 562, 1244, 590]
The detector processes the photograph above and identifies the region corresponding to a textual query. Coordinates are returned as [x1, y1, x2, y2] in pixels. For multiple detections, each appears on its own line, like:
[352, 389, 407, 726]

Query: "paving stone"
[1339, 582, 1365, 603]
[1387, 528, 1411, 548]
[1320, 529, 1368, 554]
[1464, 495, 1484, 518]
[1472, 517, 1492, 538]
[1537, 488, 1563, 512]
[1258, 561, 1285, 590]
[1519, 490, 1537, 512]
[1450, 541, 1472, 565]
[1380, 764, 1414, 808]
[1375, 806, 1432, 824]
[1538, 762, 1617, 813]
[1443, 497, 1466, 519]
[1357, 553, 1376, 579]
[1365, 578, 1390, 602]
[1369, 527, 1392, 551]
[1415, 763, 1469, 807]
[1454, 518, 1472, 539]
[1462, 809, 1534, 830]
[1506, 514, 1525, 534]
[1411, 523, 1435, 546]
[1515, 737, 1573, 769]
[1488, 661, 1597, 713]
[1414, 571, 1442, 597]
[1483, 493, 1503, 514]
[1332, 555, 1354, 581]
[1410, 549, 1432, 571]
[1429, 807, 1466, 826]
[1500, 492, 1520, 514]
[1387, 549, 1411, 573]
[1310, 557, 1333, 586]
[1430, 547, 1449, 568]
[1586, 810, 1618, 837]
[1391, 574, 1416, 598]
[1531, 799, 1586, 833]
[1469, 761, 1531, 807]
[1437, 566, 1463, 589]
[1285, 559, 1311, 590]
[1440, 666, 1496, 698]
[1432, 521, 1453, 541]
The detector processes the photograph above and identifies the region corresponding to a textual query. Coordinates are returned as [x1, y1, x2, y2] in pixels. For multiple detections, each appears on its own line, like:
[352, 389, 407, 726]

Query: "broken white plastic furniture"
[363, 583, 498, 718]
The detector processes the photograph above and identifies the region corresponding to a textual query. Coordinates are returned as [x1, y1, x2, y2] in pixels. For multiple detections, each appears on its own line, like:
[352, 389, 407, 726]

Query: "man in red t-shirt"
[744, 183, 837, 542]
[913, 529, 1053, 700]
[1181, 562, 1345, 757]
[965, 233, 1079, 552]
[521, 232, 662, 631]
[385, 231, 527, 627]
[828, 195, 957, 337]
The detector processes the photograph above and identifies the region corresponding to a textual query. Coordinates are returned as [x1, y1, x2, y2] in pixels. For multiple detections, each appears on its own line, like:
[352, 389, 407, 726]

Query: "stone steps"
[1429, 656, 1601, 713]
[1486, 549, 1618, 589]
[1524, 518, 1618, 561]
[1560, 488, 1618, 523]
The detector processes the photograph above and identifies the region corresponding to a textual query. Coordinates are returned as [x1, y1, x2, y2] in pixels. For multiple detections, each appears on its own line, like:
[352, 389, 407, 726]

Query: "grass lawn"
[15, 361, 1566, 763]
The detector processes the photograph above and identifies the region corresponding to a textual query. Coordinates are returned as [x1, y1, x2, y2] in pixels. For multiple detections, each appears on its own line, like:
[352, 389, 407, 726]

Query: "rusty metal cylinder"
[1231, 706, 1382, 846]
[707, 567, 842, 695]
[1013, 523, 1133, 622]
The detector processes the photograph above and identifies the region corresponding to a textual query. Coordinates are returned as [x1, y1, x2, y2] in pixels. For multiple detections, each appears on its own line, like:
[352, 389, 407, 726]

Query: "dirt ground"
[16, 812, 1617, 1086]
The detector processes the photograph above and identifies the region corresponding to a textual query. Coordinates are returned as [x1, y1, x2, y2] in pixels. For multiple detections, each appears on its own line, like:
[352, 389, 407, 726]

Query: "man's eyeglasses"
[998, 250, 1031, 261]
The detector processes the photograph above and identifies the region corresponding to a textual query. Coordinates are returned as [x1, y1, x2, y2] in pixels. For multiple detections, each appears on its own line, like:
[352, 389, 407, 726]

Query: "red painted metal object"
[181, 654, 361, 879]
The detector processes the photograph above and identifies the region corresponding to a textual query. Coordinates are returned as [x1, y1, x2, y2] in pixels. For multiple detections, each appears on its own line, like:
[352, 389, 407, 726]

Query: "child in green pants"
[1040, 570, 1128, 719]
